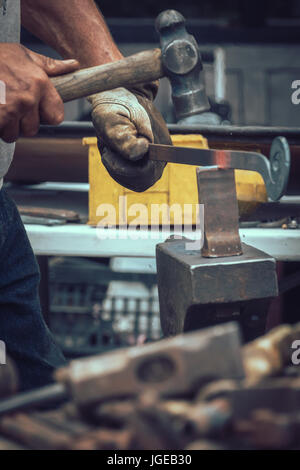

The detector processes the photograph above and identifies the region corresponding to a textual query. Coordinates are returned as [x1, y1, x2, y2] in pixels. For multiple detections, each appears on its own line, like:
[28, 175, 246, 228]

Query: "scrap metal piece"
[186, 439, 227, 450]
[20, 216, 66, 226]
[229, 377, 300, 423]
[18, 206, 80, 222]
[197, 167, 242, 258]
[56, 322, 244, 411]
[149, 136, 290, 201]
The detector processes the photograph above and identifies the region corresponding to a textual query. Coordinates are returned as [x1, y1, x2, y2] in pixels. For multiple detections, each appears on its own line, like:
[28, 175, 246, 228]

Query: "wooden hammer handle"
[51, 49, 164, 103]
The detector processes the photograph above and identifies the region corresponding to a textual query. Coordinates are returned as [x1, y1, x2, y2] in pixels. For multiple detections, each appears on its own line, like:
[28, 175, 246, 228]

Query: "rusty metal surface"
[6, 122, 300, 194]
[0, 358, 18, 400]
[0, 323, 243, 419]
[243, 323, 300, 382]
[197, 167, 242, 258]
[17, 206, 80, 222]
[7, 138, 89, 184]
[1, 323, 300, 450]
[155, 139, 280, 338]
[0, 409, 133, 450]
[0, 383, 67, 418]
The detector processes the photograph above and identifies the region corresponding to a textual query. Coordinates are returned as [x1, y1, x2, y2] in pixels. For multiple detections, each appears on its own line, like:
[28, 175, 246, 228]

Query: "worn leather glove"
[89, 82, 172, 192]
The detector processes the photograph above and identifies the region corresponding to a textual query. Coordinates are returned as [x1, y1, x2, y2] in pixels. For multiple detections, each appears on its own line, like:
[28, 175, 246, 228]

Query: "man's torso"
[0, 0, 21, 189]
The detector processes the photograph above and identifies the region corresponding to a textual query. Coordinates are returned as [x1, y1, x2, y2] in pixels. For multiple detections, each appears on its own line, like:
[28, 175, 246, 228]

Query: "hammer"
[51, 10, 210, 122]
[0, 323, 244, 417]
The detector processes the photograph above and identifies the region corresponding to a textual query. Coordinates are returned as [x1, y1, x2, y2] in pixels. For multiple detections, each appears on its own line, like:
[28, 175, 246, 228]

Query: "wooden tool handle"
[51, 49, 164, 103]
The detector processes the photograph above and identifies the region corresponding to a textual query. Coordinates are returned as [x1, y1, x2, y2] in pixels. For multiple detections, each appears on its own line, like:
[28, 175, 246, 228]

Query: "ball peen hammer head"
[155, 10, 211, 121]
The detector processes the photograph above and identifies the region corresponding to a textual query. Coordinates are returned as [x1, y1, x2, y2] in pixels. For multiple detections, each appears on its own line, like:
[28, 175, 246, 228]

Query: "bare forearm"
[21, 0, 123, 68]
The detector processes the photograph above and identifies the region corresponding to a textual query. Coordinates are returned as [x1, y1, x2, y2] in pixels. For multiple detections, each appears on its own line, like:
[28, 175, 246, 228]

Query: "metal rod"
[36, 122, 300, 145]
[0, 384, 68, 418]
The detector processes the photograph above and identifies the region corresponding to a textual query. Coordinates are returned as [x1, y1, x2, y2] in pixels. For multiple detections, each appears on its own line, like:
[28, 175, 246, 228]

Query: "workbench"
[25, 223, 300, 262]
[7, 182, 300, 262]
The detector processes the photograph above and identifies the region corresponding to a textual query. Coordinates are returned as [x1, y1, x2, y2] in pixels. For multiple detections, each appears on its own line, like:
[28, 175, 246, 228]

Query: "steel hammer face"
[155, 10, 210, 121]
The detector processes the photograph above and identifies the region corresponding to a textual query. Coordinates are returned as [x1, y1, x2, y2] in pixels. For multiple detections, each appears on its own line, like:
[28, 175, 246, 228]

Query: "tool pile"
[0, 322, 300, 450]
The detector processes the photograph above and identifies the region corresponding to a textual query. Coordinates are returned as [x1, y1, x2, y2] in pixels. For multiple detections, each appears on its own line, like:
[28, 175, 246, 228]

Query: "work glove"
[89, 82, 172, 192]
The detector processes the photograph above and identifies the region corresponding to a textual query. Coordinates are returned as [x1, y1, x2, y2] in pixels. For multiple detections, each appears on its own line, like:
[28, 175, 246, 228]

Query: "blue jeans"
[0, 187, 67, 391]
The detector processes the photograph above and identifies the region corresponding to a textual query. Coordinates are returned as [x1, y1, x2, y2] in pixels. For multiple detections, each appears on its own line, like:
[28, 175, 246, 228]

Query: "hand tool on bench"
[50, 10, 212, 124]
[155, 138, 291, 340]
[0, 323, 244, 417]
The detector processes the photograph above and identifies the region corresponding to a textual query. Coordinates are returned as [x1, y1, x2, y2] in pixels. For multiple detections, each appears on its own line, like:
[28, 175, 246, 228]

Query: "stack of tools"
[1, 322, 300, 449]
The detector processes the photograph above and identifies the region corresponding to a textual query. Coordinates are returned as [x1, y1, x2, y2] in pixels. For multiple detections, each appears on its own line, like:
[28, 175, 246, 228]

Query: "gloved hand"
[89, 82, 172, 192]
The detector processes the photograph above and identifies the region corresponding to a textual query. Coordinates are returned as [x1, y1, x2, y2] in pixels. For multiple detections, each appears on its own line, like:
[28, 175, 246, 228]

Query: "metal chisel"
[148, 136, 290, 202]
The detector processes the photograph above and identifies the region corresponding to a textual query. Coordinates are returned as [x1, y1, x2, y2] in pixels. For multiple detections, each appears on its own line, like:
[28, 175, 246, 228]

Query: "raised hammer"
[51, 9, 210, 121]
